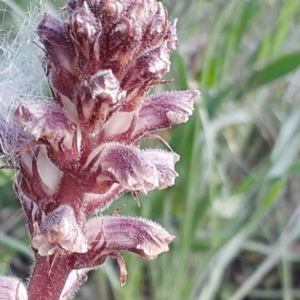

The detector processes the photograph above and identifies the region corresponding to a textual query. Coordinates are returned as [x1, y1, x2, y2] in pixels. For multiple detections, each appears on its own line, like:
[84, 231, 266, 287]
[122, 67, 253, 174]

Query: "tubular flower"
[0, 0, 199, 299]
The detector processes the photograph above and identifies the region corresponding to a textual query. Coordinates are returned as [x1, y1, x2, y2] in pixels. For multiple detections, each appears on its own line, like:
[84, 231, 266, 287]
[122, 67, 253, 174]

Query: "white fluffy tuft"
[0, 5, 52, 160]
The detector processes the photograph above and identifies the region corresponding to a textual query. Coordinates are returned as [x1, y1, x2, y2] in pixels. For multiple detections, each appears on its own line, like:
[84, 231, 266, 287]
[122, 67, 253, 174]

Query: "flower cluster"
[0, 0, 199, 299]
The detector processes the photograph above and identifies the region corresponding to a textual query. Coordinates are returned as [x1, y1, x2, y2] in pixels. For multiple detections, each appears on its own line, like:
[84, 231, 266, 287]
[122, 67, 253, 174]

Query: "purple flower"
[0, 0, 199, 298]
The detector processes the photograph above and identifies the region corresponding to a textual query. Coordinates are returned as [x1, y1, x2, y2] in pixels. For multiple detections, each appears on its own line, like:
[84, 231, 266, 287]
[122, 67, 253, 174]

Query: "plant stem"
[27, 255, 72, 300]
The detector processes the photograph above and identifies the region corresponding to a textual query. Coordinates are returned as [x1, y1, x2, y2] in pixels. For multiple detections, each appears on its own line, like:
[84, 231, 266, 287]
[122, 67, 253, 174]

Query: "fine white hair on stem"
[0, 19, 48, 109]
[0, 5, 51, 160]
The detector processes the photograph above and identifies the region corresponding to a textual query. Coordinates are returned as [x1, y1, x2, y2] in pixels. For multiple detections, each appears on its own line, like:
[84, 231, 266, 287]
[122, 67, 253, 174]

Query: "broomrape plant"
[0, 0, 199, 299]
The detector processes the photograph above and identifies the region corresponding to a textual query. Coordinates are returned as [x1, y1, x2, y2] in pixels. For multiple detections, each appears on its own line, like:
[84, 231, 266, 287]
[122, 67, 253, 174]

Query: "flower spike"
[0, 0, 199, 298]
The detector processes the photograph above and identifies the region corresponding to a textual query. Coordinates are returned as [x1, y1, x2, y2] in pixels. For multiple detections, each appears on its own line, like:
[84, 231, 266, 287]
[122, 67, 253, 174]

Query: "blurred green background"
[1, 0, 300, 299]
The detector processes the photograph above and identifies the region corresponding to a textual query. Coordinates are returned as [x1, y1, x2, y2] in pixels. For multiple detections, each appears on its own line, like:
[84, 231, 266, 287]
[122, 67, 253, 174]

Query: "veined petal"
[72, 215, 174, 286]
[143, 149, 179, 189]
[133, 90, 199, 139]
[82, 143, 178, 193]
[17, 146, 63, 201]
[83, 184, 125, 215]
[0, 112, 32, 157]
[31, 205, 88, 256]
[85, 216, 175, 259]
[13, 102, 79, 161]
[0, 276, 28, 300]
[37, 13, 77, 75]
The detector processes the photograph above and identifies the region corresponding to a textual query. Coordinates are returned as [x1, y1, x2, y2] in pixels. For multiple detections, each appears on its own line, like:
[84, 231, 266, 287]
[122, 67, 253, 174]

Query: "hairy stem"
[27, 255, 72, 300]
